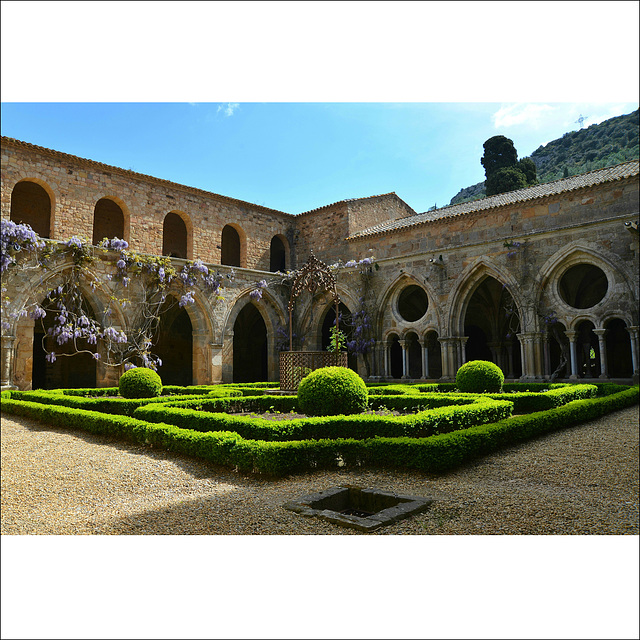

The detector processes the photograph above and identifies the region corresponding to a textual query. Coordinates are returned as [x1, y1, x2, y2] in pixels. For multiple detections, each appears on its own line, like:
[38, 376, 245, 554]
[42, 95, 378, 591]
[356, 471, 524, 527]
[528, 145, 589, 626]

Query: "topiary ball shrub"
[118, 367, 163, 399]
[456, 360, 504, 393]
[297, 366, 368, 416]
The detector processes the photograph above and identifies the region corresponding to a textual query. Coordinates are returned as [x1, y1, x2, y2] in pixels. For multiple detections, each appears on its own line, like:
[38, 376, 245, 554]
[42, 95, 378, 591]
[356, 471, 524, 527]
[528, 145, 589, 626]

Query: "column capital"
[564, 330, 578, 341]
[593, 329, 607, 339]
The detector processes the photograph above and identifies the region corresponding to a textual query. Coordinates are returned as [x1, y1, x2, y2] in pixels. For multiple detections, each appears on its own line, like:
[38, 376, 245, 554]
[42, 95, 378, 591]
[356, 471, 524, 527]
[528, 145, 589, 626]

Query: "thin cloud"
[217, 103, 239, 117]
[493, 103, 555, 129]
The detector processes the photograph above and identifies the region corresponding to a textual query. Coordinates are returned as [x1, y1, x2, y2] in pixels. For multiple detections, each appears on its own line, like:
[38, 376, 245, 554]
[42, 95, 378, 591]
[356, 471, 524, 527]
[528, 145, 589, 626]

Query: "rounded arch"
[604, 317, 634, 378]
[10, 178, 56, 239]
[92, 196, 130, 246]
[269, 234, 290, 272]
[163, 211, 192, 259]
[221, 224, 246, 268]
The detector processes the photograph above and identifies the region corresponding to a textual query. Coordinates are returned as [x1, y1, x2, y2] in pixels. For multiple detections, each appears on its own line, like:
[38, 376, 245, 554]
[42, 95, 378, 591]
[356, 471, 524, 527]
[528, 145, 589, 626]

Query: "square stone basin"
[283, 485, 433, 532]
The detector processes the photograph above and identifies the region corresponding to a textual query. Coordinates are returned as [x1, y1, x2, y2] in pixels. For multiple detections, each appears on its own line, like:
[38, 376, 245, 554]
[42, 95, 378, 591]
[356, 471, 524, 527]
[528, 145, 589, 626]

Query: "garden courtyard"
[2, 402, 637, 536]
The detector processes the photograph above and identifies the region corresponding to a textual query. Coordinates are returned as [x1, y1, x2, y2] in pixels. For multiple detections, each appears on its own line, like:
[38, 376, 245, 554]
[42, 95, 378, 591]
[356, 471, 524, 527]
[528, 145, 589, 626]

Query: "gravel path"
[1, 405, 638, 535]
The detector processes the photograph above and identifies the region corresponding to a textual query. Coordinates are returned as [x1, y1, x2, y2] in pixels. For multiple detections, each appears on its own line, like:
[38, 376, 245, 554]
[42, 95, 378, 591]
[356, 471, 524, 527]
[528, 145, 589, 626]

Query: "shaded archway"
[321, 302, 357, 371]
[233, 303, 268, 382]
[154, 296, 193, 386]
[425, 330, 442, 379]
[93, 198, 125, 245]
[605, 318, 632, 378]
[463, 275, 522, 377]
[222, 225, 242, 267]
[576, 320, 599, 378]
[163, 213, 188, 259]
[389, 334, 403, 379]
[406, 331, 422, 378]
[10, 180, 52, 238]
[270, 235, 287, 272]
[32, 294, 97, 390]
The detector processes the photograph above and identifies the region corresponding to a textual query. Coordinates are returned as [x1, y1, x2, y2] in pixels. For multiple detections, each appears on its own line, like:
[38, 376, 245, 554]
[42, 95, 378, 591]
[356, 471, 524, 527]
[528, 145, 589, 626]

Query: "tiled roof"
[298, 192, 415, 216]
[1, 136, 293, 218]
[347, 161, 640, 240]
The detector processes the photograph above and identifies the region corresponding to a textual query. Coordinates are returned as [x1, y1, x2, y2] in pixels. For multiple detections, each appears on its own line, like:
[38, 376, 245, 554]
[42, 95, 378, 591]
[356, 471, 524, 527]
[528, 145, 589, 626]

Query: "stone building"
[1, 136, 638, 389]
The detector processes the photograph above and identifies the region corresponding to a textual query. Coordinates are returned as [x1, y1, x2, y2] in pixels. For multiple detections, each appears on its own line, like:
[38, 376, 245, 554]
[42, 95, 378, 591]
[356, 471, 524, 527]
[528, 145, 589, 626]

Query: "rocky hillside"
[449, 109, 639, 205]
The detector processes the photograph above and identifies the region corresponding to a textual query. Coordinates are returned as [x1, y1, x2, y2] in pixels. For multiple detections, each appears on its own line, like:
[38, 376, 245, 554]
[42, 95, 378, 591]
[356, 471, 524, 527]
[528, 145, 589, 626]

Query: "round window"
[397, 285, 429, 322]
[558, 264, 608, 309]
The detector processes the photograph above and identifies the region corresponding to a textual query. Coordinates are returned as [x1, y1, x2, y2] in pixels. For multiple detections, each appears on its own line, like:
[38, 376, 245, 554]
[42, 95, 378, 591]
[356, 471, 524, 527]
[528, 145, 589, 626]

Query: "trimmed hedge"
[456, 360, 504, 393]
[1, 386, 639, 476]
[2, 386, 637, 476]
[132, 397, 513, 441]
[298, 366, 368, 416]
[119, 368, 163, 399]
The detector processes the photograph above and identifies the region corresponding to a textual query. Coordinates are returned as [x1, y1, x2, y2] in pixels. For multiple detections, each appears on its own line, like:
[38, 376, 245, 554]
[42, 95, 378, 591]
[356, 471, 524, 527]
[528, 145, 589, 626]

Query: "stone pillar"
[192, 332, 211, 384]
[516, 332, 543, 381]
[421, 339, 430, 379]
[488, 341, 501, 368]
[459, 336, 469, 365]
[593, 329, 608, 379]
[1, 335, 16, 389]
[626, 326, 639, 382]
[384, 342, 390, 379]
[543, 333, 551, 379]
[437, 337, 455, 380]
[399, 339, 409, 379]
[565, 330, 579, 379]
[506, 341, 514, 379]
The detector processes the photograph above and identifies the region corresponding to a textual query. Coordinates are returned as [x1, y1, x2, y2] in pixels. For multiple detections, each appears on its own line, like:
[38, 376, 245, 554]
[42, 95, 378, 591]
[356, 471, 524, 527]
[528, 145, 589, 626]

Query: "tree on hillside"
[481, 135, 537, 196]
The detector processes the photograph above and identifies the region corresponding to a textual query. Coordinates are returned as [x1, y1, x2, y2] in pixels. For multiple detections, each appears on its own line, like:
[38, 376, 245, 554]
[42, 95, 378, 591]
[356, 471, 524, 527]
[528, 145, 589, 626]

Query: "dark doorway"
[389, 335, 403, 379]
[93, 198, 125, 245]
[233, 303, 268, 382]
[163, 213, 188, 258]
[605, 318, 633, 378]
[154, 296, 193, 386]
[270, 236, 287, 272]
[222, 225, 241, 267]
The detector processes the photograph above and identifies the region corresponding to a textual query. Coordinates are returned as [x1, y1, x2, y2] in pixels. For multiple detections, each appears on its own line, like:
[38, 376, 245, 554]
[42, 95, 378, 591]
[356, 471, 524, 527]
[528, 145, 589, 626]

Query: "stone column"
[626, 326, 639, 382]
[1, 335, 16, 389]
[543, 333, 551, 380]
[593, 329, 608, 379]
[516, 332, 542, 381]
[399, 339, 409, 379]
[384, 342, 390, 379]
[437, 337, 455, 380]
[565, 330, 579, 379]
[505, 341, 514, 378]
[488, 341, 501, 368]
[421, 338, 430, 380]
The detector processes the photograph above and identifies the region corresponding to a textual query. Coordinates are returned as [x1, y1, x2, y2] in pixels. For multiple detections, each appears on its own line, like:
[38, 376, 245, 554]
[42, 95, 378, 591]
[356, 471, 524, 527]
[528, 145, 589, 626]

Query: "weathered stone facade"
[2, 136, 638, 389]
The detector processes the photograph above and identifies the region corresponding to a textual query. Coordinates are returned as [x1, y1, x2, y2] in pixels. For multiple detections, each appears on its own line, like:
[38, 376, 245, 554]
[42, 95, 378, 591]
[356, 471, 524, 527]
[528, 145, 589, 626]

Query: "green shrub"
[119, 367, 163, 399]
[297, 366, 368, 416]
[456, 360, 504, 393]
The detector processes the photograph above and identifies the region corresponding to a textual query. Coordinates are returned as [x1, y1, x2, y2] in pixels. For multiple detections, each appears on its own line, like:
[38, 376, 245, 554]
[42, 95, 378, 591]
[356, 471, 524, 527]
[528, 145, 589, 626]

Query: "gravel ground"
[1, 405, 638, 535]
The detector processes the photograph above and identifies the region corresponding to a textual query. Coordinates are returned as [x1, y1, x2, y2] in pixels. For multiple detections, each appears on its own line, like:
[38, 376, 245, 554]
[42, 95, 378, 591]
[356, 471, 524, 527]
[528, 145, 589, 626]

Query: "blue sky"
[2, 101, 638, 214]
[1, 2, 638, 216]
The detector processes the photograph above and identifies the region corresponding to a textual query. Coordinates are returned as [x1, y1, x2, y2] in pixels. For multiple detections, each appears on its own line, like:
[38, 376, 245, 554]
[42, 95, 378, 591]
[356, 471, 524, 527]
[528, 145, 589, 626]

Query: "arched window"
[10, 181, 52, 238]
[93, 198, 125, 245]
[163, 213, 188, 259]
[221, 225, 241, 267]
[270, 235, 287, 272]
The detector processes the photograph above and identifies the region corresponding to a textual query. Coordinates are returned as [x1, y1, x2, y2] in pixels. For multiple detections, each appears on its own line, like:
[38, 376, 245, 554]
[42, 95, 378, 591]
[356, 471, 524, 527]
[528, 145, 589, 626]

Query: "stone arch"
[163, 211, 192, 259]
[603, 317, 634, 378]
[423, 329, 443, 379]
[223, 289, 286, 383]
[377, 273, 443, 336]
[92, 196, 130, 246]
[536, 243, 636, 324]
[447, 258, 525, 336]
[10, 178, 56, 239]
[221, 224, 246, 268]
[269, 234, 290, 272]
[404, 330, 422, 378]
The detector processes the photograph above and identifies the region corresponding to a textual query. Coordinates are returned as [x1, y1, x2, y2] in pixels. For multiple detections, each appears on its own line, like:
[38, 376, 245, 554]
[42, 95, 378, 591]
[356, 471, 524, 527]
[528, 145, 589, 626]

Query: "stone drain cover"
[283, 485, 433, 532]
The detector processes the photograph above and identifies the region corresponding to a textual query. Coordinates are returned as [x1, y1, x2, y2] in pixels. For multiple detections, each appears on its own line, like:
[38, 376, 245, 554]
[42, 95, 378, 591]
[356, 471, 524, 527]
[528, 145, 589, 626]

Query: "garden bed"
[1, 383, 637, 476]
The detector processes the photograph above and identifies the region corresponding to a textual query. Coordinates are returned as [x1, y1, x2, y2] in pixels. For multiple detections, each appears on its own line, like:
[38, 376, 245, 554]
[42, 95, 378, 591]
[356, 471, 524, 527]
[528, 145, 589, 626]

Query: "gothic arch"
[447, 258, 525, 336]
[377, 273, 443, 336]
